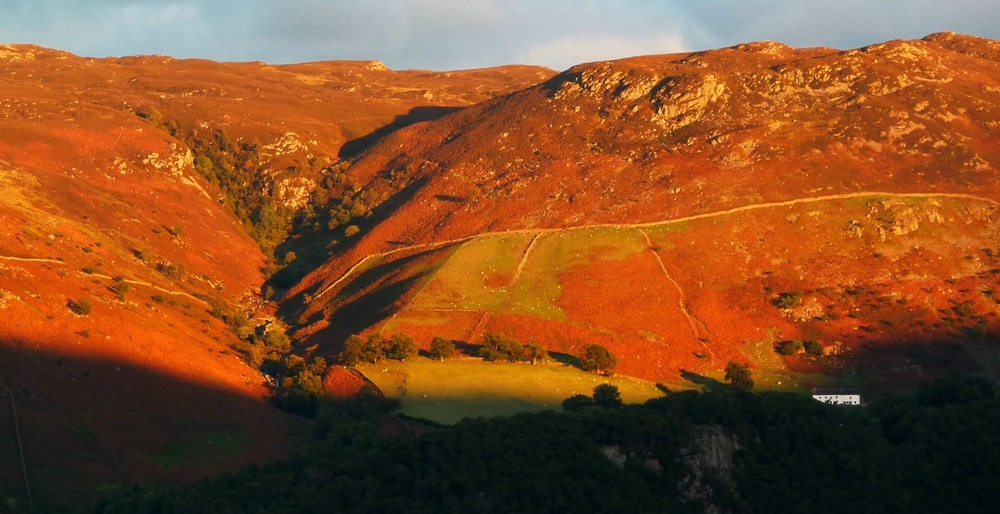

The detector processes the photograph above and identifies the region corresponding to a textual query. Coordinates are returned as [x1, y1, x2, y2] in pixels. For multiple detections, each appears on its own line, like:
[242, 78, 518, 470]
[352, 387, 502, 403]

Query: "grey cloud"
[0, 1, 998, 70]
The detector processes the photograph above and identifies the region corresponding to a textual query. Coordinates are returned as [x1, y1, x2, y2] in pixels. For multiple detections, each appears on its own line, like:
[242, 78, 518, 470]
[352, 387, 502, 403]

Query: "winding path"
[313, 191, 999, 302]
[0, 255, 65, 265]
[0, 255, 209, 307]
[638, 229, 716, 365]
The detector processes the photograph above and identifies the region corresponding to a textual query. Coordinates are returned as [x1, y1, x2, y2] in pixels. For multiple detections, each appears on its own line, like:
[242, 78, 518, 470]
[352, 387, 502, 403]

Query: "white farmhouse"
[812, 389, 862, 406]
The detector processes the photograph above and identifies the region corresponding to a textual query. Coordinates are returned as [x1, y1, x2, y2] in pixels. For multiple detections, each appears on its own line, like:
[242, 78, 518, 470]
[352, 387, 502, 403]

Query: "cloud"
[676, 0, 1000, 50]
[0, 1, 998, 69]
[521, 33, 687, 70]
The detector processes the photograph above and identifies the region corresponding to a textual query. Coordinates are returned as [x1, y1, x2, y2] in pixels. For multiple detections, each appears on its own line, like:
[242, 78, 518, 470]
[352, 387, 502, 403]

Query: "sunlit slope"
[293, 32, 1000, 311]
[308, 194, 1000, 387]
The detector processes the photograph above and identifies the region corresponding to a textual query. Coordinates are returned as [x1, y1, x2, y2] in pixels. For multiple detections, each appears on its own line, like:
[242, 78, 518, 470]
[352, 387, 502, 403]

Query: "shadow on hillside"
[550, 352, 581, 368]
[272, 175, 433, 302]
[338, 106, 463, 159]
[679, 369, 727, 391]
[295, 245, 463, 353]
[0, 339, 302, 510]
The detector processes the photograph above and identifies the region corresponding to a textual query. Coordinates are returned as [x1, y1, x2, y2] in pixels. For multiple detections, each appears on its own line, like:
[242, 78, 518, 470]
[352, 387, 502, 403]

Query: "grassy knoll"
[358, 358, 664, 424]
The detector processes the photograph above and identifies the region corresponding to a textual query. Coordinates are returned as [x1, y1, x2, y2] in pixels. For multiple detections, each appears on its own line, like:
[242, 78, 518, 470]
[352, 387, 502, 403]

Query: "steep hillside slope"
[0, 44, 551, 505]
[293, 33, 1000, 389]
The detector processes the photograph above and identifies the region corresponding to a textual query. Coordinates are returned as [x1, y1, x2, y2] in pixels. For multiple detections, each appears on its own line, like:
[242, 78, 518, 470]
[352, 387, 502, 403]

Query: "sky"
[2, 0, 999, 71]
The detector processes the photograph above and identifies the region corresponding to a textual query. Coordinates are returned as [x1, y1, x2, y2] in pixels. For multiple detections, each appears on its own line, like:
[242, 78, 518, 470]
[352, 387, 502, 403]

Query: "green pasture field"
[358, 358, 664, 424]
[406, 233, 533, 311]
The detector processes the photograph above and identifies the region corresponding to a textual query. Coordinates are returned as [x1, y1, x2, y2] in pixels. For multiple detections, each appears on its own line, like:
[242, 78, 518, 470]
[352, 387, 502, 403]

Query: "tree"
[430, 337, 456, 361]
[592, 383, 623, 408]
[580, 344, 617, 375]
[724, 360, 754, 390]
[340, 335, 366, 366]
[561, 394, 595, 412]
[360, 334, 387, 364]
[385, 334, 417, 361]
[524, 341, 549, 365]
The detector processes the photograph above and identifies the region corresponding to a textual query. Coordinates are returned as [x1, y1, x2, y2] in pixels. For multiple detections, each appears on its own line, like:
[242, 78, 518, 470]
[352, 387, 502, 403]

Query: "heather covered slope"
[0, 45, 552, 505]
[293, 33, 1000, 387]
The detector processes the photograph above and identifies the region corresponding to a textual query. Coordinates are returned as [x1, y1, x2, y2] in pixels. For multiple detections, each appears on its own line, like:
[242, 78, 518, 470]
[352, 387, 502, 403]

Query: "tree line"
[89, 373, 1000, 513]
[338, 331, 619, 376]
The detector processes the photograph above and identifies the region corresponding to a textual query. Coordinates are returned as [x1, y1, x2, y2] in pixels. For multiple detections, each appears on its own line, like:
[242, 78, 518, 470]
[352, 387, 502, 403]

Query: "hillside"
[291, 33, 1000, 390]
[0, 44, 551, 506]
[4, 32, 1000, 506]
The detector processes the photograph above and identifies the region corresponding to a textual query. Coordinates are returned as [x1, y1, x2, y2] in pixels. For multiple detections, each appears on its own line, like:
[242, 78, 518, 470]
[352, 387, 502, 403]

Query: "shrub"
[344, 225, 360, 237]
[773, 292, 803, 309]
[156, 262, 185, 279]
[68, 298, 93, 315]
[110, 281, 131, 302]
[804, 340, 825, 356]
[777, 339, 804, 356]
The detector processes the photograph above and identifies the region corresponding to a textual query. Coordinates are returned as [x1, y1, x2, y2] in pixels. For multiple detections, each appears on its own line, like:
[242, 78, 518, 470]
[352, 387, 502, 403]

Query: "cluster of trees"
[270, 354, 328, 416]
[478, 333, 548, 364]
[93, 373, 1000, 513]
[339, 333, 417, 366]
[337, 332, 619, 379]
[562, 383, 624, 411]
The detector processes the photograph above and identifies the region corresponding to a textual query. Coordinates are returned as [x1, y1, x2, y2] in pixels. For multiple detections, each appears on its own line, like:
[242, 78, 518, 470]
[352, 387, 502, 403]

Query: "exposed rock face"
[678, 425, 742, 514]
[652, 73, 726, 130]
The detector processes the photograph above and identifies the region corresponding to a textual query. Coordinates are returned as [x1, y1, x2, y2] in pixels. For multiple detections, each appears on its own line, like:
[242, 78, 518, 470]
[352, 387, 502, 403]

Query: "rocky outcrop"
[678, 425, 742, 514]
[651, 74, 726, 130]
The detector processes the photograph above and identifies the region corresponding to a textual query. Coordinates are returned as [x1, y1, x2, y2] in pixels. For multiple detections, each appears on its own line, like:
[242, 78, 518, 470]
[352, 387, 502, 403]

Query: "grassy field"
[406, 233, 533, 311]
[358, 357, 665, 424]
